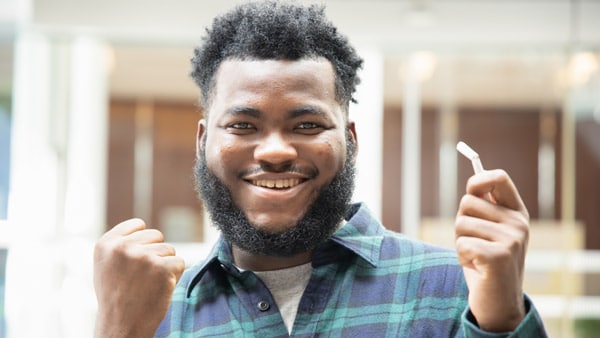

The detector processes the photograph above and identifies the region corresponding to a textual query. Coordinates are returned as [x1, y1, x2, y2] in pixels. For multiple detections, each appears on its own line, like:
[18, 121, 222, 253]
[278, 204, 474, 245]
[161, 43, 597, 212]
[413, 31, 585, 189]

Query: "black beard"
[194, 135, 356, 257]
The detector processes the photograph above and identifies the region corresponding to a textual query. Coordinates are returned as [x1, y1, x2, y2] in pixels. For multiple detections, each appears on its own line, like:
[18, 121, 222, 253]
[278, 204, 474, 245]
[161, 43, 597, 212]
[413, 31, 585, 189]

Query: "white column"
[62, 37, 109, 237]
[60, 36, 109, 338]
[400, 51, 436, 238]
[133, 100, 154, 222]
[401, 55, 422, 238]
[438, 106, 458, 218]
[6, 31, 63, 338]
[561, 90, 576, 222]
[6, 33, 109, 338]
[437, 63, 458, 219]
[349, 48, 384, 219]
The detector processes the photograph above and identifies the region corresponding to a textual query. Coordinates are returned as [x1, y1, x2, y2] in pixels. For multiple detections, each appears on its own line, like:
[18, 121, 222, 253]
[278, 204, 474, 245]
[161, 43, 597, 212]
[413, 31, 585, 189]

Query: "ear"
[347, 121, 358, 159]
[196, 119, 206, 159]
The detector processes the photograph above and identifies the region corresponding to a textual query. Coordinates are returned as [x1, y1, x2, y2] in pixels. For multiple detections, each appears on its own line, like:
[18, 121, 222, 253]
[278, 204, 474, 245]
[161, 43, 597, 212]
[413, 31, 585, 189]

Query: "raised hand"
[455, 169, 529, 332]
[93, 219, 185, 338]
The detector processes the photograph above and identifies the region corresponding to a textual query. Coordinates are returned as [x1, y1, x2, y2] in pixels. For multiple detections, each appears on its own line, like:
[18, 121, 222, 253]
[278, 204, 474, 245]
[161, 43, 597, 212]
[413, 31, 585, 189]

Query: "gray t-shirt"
[253, 262, 313, 334]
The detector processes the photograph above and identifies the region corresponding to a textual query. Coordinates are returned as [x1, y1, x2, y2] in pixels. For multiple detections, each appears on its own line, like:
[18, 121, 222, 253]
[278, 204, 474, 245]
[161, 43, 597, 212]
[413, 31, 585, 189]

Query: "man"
[93, 1, 547, 337]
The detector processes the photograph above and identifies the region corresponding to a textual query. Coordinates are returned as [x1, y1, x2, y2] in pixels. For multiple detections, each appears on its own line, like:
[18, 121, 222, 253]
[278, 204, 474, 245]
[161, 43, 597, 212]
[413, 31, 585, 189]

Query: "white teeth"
[252, 179, 300, 189]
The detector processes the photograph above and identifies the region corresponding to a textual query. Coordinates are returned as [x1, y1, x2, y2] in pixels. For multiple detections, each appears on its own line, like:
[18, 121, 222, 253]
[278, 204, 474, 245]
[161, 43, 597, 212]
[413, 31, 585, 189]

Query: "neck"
[232, 246, 312, 271]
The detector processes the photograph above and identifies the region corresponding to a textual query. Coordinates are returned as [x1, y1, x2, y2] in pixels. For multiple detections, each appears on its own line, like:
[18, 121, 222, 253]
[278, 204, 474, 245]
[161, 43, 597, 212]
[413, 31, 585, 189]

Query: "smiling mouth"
[250, 178, 303, 189]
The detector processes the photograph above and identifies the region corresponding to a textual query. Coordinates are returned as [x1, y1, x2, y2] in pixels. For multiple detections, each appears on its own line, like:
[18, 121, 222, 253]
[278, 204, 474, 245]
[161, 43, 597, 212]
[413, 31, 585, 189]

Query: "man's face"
[195, 58, 357, 256]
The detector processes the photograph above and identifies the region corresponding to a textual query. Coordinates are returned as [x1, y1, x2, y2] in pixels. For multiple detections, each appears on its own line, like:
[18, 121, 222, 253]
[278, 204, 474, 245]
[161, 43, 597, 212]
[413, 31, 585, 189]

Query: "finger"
[456, 215, 498, 242]
[103, 218, 147, 239]
[458, 193, 526, 224]
[456, 212, 527, 241]
[457, 194, 502, 222]
[145, 243, 177, 257]
[455, 236, 506, 271]
[163, 256, 186, 280]
[466, 169, 528, 215]
[125, 228, 165, 245]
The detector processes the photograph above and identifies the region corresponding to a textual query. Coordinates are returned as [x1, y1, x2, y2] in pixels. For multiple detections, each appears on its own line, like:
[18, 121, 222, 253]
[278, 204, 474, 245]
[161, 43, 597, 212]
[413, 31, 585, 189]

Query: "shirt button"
[257, 300, 270, 312]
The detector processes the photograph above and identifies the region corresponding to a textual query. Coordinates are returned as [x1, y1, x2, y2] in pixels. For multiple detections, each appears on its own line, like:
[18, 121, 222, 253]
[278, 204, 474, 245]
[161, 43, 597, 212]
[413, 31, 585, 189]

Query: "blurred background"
[1, 0, 599, 337]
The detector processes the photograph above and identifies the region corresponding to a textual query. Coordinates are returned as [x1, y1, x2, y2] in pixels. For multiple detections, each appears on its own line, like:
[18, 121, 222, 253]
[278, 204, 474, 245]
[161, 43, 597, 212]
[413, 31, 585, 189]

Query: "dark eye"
[226, 121, 256, 134]
[296, 122, 319, 129]
[295, 122, 325, 135]
[230, 122, 253, 129]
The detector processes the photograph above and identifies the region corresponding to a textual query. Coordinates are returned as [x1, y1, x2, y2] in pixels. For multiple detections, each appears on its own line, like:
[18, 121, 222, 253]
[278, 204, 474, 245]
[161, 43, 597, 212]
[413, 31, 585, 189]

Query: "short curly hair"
[191, 1, 363, 113]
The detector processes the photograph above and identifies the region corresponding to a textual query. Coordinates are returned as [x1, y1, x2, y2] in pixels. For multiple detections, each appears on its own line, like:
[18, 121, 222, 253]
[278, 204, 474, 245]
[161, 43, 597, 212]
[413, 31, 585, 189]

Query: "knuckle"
[457, 195, 472, 212]
[454, 237, 473, 264]
[517, 213, 530, 228]
[93, 241, 107, 261]
[164, 244, 176, 256]
[454, 214, 463, 226]
[454, 215, 469, 233]
[508, 211, 530, 237]
[95, 237, 123, 258]
[454, 235, 464, 248]
[175, 259, 186, 274]
[492, 169, 509, 181]
[489, 240, 517, 264]
[112, 240, 132, 256]
[458, 194, 468, 207]
[506, 238, 521, 253]
[515, 219, 529, 234]
[496, 246, 513, 262]
[163, 245, 175, 255]
[454, 236, 469, 252]
[146, 228, 165, 242]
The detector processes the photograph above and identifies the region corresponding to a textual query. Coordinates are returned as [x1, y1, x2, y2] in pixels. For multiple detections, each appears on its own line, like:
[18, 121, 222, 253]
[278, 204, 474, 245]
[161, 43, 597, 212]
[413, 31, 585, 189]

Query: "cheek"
[205, 138, 244, 177]
[309, 137, 347, 173]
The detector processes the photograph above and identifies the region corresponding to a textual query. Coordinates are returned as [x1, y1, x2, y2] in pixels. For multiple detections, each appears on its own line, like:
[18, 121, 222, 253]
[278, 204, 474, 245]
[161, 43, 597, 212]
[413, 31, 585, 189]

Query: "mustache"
[239, 165, 318, 178]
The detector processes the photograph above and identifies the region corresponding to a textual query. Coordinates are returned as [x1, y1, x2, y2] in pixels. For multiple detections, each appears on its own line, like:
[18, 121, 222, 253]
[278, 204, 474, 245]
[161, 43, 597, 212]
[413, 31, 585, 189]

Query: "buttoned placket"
[219, 261, 290, 336]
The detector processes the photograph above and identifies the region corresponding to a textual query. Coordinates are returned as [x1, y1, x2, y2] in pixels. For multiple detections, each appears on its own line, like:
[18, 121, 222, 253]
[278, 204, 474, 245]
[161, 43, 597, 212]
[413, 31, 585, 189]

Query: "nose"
[254, 132, 298, 170]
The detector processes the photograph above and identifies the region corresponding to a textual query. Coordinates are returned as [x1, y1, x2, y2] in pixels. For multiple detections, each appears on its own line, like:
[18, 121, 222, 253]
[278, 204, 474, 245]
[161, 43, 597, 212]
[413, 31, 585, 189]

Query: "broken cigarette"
[456, 141, 484, 174]
[456, 141, 496, 203]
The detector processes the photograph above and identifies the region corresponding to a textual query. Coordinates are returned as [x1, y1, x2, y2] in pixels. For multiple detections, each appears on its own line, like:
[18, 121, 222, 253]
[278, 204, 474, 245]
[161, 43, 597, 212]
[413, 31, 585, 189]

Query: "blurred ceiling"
[2, 0, 600, 107]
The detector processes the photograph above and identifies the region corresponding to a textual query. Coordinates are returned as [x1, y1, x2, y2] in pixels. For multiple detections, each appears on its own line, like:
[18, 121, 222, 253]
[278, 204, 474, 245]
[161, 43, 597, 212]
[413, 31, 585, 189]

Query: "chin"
[248, 214, 303, 234]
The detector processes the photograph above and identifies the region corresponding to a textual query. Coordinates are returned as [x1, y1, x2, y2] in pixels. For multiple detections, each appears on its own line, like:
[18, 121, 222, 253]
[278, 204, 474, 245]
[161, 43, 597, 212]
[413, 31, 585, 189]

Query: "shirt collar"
[330, 202, 384, 267]
[186, 202, 384, 297]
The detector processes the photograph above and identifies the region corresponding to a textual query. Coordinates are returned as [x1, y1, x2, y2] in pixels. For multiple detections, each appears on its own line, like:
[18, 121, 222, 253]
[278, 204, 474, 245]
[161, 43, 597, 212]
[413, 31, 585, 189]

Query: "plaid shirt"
[156, 203, 547, 337]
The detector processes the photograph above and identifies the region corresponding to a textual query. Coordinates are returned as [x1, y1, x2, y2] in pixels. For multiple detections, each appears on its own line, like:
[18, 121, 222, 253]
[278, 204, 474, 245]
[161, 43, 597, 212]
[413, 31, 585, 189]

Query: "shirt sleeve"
[461, 294, 548, 338]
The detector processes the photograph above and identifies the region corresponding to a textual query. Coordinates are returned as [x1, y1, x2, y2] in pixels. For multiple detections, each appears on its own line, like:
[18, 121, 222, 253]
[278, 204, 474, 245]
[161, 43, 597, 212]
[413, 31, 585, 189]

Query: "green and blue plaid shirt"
[156, 203, 546, 337]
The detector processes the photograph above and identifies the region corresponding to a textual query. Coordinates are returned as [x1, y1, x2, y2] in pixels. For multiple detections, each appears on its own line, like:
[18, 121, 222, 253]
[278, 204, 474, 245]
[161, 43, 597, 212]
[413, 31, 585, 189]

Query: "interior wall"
[382, 103, 600, 250]
[457, 107, 542, 218]
[106, 99, 204, 242]
[576, 119, 600, 250]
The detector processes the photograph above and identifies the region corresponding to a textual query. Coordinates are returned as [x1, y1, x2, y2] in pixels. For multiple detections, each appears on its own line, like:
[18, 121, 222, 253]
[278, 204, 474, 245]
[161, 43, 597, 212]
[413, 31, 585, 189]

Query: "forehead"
[206, 58, 341, 118]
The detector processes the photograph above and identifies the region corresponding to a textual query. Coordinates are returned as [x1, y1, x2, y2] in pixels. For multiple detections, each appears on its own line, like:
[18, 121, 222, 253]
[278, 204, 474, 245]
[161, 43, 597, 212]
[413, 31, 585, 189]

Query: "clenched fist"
[93, 219, 185, 338]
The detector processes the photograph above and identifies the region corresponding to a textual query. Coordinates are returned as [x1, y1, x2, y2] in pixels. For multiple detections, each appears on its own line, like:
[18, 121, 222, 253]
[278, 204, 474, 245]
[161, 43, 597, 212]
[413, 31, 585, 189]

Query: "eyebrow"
[289, 105, 326, 119]
[225, 106, 262, 118]
[225, 105, 327, 119]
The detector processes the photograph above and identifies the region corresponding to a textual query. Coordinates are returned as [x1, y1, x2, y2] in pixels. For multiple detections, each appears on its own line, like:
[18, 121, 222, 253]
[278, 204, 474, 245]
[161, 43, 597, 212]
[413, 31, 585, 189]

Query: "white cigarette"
[456, 141, 484, 174]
